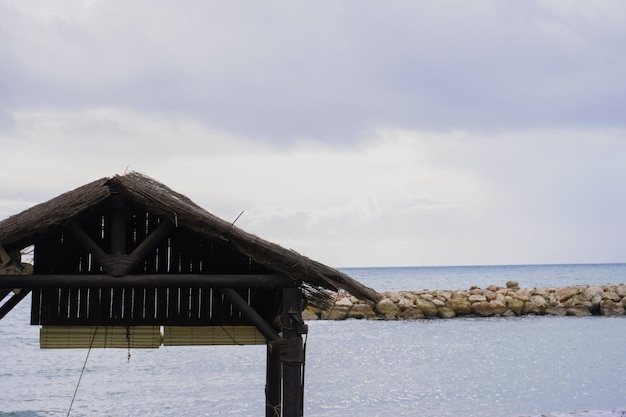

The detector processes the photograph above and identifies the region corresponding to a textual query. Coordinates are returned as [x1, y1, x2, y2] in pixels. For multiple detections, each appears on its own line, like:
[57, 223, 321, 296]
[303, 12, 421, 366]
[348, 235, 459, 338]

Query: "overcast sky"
[1, 0, 625, 267]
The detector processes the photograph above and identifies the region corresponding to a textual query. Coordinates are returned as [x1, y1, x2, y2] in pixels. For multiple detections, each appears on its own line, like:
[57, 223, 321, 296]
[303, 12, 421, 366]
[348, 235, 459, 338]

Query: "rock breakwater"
[304, 282, 626, 320]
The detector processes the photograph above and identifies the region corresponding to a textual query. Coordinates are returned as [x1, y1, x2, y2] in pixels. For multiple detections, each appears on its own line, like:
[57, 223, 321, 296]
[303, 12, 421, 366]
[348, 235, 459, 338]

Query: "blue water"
[1, 264, 625, 416]
[340, 263, 626, 292]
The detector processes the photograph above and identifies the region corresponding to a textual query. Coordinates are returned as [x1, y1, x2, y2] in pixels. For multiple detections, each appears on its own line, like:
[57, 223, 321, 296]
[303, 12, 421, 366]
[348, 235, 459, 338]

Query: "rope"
[265, 400, 281, 417]
[220, 326, 243, 346]
[67, 326, 99, 417]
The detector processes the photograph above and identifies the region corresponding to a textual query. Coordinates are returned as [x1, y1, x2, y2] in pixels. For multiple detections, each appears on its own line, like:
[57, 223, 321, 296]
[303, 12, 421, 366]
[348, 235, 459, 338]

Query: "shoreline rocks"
[306, 283, 626, 320]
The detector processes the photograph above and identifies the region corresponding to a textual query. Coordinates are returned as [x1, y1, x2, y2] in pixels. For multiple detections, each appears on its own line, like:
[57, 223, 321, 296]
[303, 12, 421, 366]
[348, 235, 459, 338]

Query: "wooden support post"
[266, 344, 282, 417]
[127, 220, 174, 268]
[110, 196, 126, 256]
[66, 221, 108, 266]
[281, 287, 305, 417]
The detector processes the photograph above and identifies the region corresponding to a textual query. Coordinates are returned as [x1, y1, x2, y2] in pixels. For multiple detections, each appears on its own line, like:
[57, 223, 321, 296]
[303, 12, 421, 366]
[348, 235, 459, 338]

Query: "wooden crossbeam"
[65, 219, 175, 277]
[0, 274, 297, 289]
[0, 290, 31, 320]
[218, 288, 280, 342]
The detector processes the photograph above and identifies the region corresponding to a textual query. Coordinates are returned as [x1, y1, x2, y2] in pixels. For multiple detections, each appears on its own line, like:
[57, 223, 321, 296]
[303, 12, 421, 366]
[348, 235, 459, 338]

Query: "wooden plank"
[78, 288, 89, 320]
[110, 196, 126, 256]
[30, 289, 42, 324]
[144, 287, 156, 323]
[88, 288, 100, 323]
[99, 287, 112, 324]
[69, 288, 79, 321]
[179, 287, 190, 320]
[58, 288, 70, 323]
[39, 288, 53, 324]
[123, 287, 133, 322]
[0, 274, 297, 289]
[167, 287, 180, 325]
[111, 288, 123, 320]
[190, 287, 200, 321]
[156, 287, 168, 322]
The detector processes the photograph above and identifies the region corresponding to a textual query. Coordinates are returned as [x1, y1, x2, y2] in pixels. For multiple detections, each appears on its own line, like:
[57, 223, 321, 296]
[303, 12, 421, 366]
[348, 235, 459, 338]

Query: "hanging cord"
[67, 326, 99, 417]
[126, 326, 132, 362]
[220, 326, 244, 346]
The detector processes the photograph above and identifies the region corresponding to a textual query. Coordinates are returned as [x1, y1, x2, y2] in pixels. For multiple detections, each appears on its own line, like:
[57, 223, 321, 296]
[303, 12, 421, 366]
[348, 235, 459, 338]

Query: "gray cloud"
[2, 1, 625, 143]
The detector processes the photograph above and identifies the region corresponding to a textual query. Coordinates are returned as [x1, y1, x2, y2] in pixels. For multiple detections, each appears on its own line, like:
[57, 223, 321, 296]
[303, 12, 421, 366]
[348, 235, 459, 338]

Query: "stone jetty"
[304, 281, 626, 320]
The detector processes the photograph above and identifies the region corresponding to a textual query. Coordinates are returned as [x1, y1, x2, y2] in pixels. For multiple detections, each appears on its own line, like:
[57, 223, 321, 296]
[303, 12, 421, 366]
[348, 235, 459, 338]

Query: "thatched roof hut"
[0, 171, 381, 303]
[1, 172, 384, 416]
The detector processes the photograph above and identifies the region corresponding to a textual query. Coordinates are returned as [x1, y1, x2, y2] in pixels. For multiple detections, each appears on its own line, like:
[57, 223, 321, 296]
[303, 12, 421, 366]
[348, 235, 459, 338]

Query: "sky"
[1, 0, 625, 268]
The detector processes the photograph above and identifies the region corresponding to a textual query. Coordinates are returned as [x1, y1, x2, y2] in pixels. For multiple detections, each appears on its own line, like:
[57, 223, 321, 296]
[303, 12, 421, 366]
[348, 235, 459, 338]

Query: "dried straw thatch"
[0, 172, 381, 303]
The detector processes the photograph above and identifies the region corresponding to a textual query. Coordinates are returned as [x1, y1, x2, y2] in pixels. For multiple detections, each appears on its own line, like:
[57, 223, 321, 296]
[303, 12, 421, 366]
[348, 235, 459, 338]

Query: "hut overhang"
[0, 171, 381, 417]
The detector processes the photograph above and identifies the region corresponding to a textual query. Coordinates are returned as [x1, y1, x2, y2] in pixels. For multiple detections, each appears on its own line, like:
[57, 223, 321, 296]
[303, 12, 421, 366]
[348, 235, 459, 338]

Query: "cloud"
[1, 1, 625, 267]
[4, 107, 625, 266]
[1, 0, 625, 143]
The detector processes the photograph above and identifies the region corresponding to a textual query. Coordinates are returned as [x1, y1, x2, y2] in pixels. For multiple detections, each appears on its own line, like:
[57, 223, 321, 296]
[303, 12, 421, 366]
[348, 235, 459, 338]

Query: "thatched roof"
[0, 172, 381, 303]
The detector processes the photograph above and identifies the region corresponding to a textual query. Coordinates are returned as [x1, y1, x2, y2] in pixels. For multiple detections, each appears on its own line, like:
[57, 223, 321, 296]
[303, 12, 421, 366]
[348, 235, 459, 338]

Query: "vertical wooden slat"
[111, 196, 126, 256]
[144, 287, 156, 324]
[190, 287, 200, 321]
[111, 288, 123, 320]
[157, 233, 169, 274]
[156, 287, 168, 322]
[99, 288, 112, 324]
[143, 214, 159, 273]
[69, 288, 79, 321]
[167, 287, 180, 325]
[133, 287, 146, 322]
[78, 288, 89, 320]
[123, 287, 133, 322]
[169, 229, 181, 273]
[179, 287, 190, 320]
[58, 288, 70, 323]
[88, 287, 100, 323]
[211, 288, 225, 324]
[199, 288, 211, 324]
[48, 288, 61, 323]
[30, 289, 42, 325]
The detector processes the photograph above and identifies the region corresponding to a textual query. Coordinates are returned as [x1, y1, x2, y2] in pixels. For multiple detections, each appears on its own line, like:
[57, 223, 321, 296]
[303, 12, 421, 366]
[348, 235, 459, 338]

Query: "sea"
[1, 263, 625, 417]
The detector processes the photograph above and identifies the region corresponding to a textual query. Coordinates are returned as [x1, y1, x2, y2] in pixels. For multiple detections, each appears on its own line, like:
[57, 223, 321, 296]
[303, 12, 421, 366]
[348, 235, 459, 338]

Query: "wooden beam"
[125, 220, 175, 273]
[110, 195, 126, 255]
[0, 274, 297, 289]
[0, 290, 31, 320]
[66, 218, 175, 277]
[218, 288, 280, 342]
[65, 221, 108, 267]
